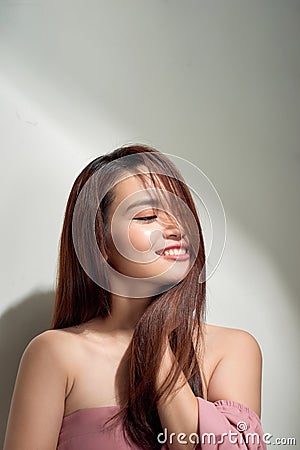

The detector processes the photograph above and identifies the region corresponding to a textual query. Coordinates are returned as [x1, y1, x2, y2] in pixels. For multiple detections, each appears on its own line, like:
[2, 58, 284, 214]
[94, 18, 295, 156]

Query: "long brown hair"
[51, 144, 207, 450]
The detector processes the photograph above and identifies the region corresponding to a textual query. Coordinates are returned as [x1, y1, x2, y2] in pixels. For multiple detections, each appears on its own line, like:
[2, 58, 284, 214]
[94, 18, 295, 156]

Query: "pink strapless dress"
[57, 397, 267, 449]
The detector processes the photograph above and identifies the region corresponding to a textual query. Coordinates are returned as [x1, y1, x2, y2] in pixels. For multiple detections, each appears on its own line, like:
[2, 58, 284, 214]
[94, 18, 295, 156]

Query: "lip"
[155, 243, 190, 260]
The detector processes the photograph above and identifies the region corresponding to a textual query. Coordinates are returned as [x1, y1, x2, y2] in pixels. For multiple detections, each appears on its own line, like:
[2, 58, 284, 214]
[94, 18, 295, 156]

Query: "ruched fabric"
[57, 398, 267, 449]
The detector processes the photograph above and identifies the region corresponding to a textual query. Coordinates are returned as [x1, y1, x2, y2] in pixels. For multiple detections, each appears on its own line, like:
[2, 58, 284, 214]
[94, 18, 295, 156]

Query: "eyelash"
[133, 215, 157, 222]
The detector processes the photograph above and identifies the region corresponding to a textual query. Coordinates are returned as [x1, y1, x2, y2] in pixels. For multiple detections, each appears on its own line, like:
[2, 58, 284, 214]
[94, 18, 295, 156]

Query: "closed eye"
[133, 215, 157, 222]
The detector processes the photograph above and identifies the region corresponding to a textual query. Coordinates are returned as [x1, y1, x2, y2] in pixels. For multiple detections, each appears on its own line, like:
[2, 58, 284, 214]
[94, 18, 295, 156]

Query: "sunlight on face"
[105, 173, 192, 285]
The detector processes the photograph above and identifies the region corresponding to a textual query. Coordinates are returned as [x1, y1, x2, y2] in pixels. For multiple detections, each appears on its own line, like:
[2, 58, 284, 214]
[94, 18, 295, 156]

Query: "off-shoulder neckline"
[202, 398, 262, 422]
[63, 404, 120, 419]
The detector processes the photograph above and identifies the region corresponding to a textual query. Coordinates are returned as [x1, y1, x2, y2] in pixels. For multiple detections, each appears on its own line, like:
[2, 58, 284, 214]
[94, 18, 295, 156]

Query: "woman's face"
[104, 173, 192, 286]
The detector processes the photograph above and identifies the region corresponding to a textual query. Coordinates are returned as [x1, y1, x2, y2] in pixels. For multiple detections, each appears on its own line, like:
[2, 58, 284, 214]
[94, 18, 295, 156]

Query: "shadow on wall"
[0, 290, 55, 448]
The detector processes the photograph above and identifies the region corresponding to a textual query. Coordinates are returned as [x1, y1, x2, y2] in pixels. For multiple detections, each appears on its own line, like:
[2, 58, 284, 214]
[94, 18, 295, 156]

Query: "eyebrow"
[125, 198, 160, 213]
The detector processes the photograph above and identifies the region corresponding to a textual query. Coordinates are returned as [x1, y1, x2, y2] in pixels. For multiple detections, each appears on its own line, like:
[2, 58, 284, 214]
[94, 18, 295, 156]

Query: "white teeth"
[163, 248, 187, 256]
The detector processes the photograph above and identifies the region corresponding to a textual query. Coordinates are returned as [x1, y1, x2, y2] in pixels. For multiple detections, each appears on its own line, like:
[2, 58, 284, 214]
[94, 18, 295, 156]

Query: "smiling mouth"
[155, 247, 190, 259]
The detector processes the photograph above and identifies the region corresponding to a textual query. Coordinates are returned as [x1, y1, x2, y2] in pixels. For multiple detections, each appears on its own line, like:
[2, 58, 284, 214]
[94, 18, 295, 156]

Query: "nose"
[161, 214, 185, 240]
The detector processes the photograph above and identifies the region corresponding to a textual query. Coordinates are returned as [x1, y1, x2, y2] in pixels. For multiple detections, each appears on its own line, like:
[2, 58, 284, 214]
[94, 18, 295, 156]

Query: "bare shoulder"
[218, 324, 263, 367]
[199, 322, 263, 385]
[20, 329, 74, 383]
[31, 328, 83, 358]
[27, 329, 78, 392]
[29, 328, 74, 350]
[203, 322, 262, 356]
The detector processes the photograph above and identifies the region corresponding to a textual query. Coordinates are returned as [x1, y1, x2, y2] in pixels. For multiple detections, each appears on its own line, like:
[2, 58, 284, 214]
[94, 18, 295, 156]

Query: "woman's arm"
[205, 329, 262, 417]
[3, 330, 70, 450]
[156, 329, 263, 450]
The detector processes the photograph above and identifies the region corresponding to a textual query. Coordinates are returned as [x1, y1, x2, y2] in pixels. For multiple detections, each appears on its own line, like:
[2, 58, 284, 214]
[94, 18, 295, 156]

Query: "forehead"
[112, 172, 166, 205]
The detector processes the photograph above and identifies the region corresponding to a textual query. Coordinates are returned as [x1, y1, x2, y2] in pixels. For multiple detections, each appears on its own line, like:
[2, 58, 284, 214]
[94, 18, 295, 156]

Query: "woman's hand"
[155, 336, 199, 450]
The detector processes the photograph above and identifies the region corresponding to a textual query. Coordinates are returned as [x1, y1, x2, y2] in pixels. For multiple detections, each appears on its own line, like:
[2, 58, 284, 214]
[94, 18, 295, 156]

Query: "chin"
[155, 271, 188, 286]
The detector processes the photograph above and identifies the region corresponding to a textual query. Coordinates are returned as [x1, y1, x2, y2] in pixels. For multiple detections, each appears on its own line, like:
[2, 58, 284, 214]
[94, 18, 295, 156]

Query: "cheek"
[128, 224, 152, 252]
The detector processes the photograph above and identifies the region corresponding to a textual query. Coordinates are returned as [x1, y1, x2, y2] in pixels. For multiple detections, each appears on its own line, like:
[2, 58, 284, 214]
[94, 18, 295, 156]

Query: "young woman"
[4, 144, 267, 450]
